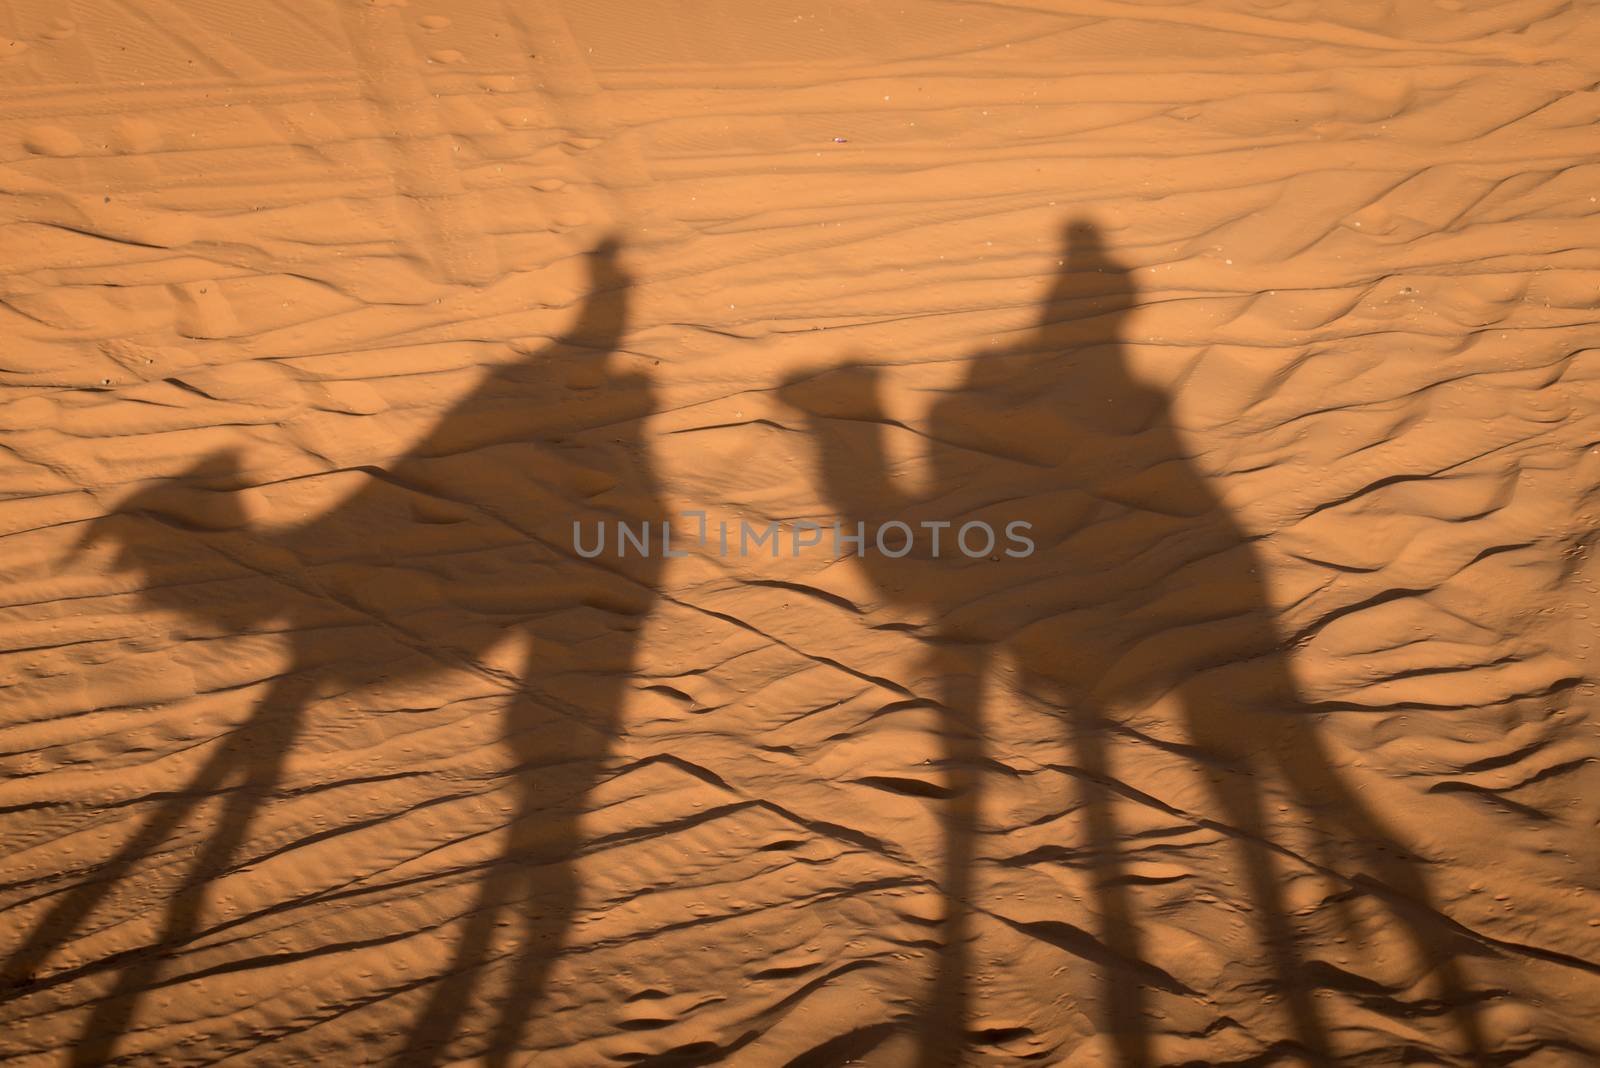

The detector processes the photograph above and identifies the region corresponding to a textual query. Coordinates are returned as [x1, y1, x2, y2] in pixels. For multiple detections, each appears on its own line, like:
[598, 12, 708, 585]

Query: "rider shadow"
[781, 219, 1488, 1066]
[2, 237, 663, 1068]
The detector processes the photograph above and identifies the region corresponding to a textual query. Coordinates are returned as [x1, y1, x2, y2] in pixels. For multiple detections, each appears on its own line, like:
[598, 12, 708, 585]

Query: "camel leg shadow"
[2, 671, 313, 1066]
[1181, 662, 1487, 1064]
[397, 651, 621, 1067]
[915, 643, 987, 1067]
[1272, 711, 1490, 1060]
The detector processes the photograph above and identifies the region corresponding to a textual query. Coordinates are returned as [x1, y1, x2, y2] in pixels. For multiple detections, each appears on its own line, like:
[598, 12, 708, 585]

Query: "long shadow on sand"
[781, 219, 1489, 1067]
[2, 238, 662, 1067]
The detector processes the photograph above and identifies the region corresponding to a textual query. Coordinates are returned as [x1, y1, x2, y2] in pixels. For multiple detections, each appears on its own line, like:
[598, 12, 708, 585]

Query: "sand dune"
[2, 1, 1599, 1065]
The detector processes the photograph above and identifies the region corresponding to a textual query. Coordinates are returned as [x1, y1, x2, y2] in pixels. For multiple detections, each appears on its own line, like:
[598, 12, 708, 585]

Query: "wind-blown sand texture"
[3, 1, 1599, 1065]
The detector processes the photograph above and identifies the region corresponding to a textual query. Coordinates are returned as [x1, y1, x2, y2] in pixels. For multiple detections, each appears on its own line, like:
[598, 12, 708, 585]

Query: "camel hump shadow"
[11, 235, 666, 1068]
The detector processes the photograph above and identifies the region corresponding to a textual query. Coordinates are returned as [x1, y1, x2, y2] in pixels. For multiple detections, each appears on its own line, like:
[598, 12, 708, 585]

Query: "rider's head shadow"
[955, 218, 1162, 446]
[509, 234, 633, 390]
[1042, 218, 1137, 329]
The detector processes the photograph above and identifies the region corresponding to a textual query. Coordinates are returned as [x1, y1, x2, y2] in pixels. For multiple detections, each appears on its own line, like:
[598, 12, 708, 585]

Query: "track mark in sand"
[340, 0, 499, 287]
[963, 0, 1548, 58]
[100, 0, 273, 80]
[500, 1, 652, 189]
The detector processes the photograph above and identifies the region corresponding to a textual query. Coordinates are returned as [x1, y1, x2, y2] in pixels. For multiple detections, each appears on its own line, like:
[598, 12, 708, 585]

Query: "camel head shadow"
[71, 448, 275, 632]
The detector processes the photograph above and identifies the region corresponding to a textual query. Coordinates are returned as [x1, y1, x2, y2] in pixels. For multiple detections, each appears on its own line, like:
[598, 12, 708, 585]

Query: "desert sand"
[2, 1, 1599, 1065]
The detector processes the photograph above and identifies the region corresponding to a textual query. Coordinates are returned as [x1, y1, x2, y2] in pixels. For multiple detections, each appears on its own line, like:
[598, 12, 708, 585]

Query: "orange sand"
[2, 1, 1599, 1065]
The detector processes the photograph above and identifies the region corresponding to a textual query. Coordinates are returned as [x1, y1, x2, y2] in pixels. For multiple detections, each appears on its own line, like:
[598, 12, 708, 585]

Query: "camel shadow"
[2, 237, 663, 1068]
[780, 219, 1489, 1066]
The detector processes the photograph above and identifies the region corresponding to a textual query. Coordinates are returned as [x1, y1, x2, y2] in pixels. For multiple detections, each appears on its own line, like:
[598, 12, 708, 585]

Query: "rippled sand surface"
[2, 1, 1599, 1064]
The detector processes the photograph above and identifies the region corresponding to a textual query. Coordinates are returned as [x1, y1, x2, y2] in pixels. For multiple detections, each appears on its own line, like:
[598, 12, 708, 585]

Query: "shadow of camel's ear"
[774, 360, 884, 421]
